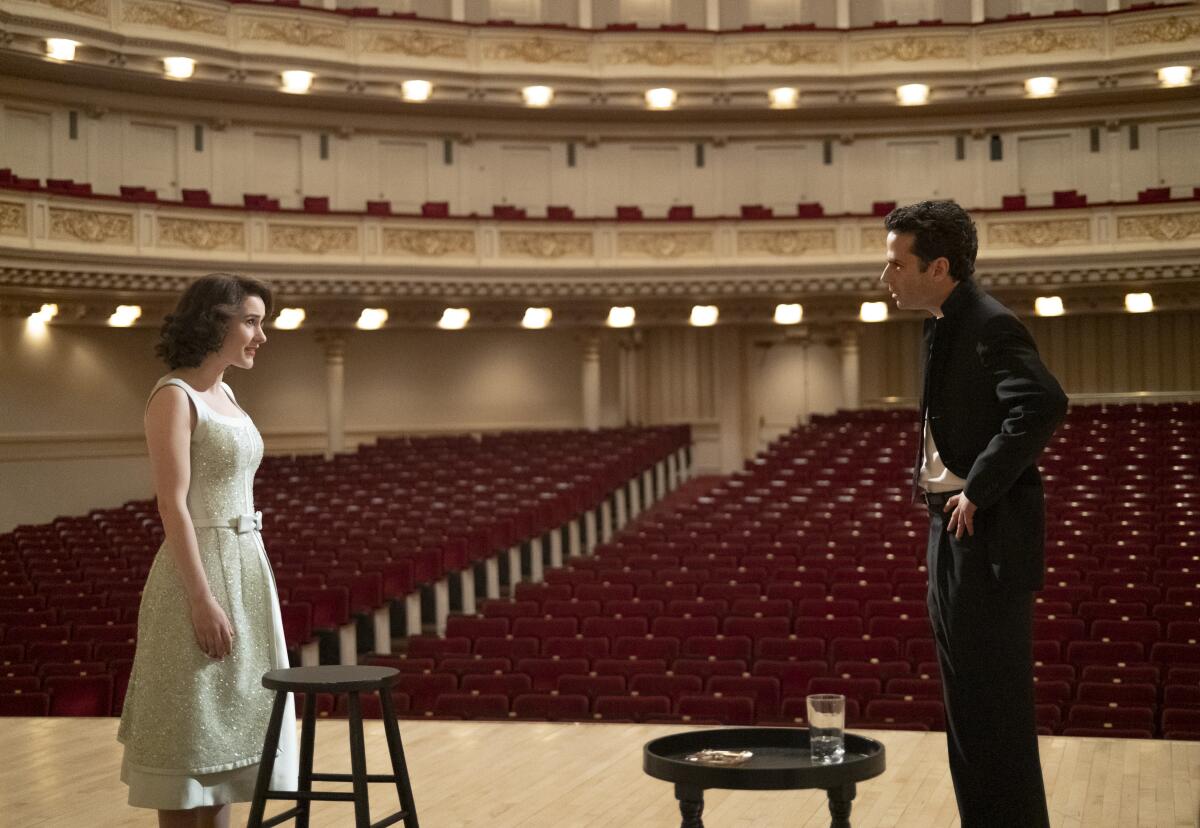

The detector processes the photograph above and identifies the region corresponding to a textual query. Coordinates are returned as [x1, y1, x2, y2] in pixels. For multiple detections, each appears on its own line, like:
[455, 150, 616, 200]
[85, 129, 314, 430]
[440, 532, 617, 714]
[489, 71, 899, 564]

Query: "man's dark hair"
[883, 200, 978, 282]
[156, 273, 273, 370]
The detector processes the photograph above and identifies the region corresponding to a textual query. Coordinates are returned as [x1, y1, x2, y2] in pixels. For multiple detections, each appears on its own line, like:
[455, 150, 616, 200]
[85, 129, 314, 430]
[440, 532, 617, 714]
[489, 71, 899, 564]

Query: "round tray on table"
[643, 727, 885, 828]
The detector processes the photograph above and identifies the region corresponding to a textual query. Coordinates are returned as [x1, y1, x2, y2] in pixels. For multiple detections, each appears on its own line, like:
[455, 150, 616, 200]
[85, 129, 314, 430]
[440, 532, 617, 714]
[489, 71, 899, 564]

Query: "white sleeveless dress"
[118, 376, 298, 809]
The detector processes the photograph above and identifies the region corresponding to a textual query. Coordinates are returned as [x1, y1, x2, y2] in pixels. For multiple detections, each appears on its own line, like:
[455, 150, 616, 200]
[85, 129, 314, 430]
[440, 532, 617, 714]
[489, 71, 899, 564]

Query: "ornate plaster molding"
[362, 29, 467, 58]
[34, 0, 107, 18]
[123, 1, 228, 36]
[852, 35, 967, 62]
[382, 228, 476, 256]
[606, 40, 714, 67]
[267, 224, 358, 255]
[240, 17, 346, 49]
[2, 261, 1195, 306]
[1113, 14, 1200, 47]
[725, 39, 839, 66]
[1117, 212, 1200, 242]
[499, 231, 593, 259]
[48, 208, 134, 245]
[0, 202, 27, 237]
[481, 36, 588, 64]
[617, 232, 713, 258]
[981, 26, 1101, 56]
[737, 229, 837, 256]
[157, 217, 245, 251]
[987, 219, 1091, 247]
[860, 228, 886, 252]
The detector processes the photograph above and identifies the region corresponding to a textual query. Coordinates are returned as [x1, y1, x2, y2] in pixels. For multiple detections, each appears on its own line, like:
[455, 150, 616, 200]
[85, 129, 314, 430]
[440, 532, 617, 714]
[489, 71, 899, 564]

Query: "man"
[880, 200, 1067, 828]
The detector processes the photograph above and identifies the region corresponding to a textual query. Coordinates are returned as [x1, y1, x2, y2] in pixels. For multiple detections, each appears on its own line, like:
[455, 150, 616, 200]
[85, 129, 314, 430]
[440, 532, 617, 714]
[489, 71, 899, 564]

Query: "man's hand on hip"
[945, 493, 977, 539]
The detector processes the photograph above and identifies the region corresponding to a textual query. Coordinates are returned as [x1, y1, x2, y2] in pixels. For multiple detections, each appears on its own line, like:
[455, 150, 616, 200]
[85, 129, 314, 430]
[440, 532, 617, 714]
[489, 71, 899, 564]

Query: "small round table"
[643, 727, 885, 828]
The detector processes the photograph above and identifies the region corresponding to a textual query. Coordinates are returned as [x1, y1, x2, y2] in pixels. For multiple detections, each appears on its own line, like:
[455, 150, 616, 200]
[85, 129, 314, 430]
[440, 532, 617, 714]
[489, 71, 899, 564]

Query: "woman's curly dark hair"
[883, 200, 978, 282]
[156, 274, 273, 370]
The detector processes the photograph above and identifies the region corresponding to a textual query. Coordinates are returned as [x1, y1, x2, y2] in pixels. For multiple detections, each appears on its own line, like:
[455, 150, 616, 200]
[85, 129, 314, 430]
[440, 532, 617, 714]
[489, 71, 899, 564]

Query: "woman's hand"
[190, 595, 234, 660]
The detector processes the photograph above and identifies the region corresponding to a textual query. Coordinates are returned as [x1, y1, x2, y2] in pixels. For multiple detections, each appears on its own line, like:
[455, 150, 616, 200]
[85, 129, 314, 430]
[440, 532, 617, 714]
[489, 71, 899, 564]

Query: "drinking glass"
[806, 693, 846, 764]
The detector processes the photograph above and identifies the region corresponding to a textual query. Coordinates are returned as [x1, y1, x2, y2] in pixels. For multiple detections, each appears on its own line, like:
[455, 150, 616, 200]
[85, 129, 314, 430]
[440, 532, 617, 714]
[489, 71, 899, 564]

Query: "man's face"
[880, 231, 942, 313]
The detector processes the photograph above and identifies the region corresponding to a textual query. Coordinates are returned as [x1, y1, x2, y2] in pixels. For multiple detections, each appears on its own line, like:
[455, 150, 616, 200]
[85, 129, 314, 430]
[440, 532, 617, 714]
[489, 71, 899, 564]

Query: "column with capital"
[840, 328, 861, 411]
[835, 0, 850, 29]
[582, 334, 601, 431]
[316, 331, 346, 459]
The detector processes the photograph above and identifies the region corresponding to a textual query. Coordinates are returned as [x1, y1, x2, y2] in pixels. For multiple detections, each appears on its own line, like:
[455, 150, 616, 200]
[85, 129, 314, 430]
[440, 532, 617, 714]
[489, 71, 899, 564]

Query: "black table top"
[643, 727, 886, 791]
[262, 665, 399, 692]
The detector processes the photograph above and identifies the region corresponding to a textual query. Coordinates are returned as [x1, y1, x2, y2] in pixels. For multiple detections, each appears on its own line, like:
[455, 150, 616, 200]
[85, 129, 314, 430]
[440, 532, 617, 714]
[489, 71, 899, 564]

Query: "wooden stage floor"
[2, 718, 1197, 827]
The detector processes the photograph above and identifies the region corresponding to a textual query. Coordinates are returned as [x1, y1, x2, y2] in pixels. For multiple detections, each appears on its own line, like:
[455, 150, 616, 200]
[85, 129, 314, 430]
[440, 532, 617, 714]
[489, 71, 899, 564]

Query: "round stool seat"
[262, 665, 399, 693]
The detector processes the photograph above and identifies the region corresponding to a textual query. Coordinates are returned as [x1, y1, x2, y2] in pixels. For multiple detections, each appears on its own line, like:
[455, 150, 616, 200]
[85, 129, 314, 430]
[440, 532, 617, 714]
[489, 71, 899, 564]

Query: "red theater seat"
[511, 693, 589, 721]
[677, 694, 755, 725]
[44, 674, 113, 716]
[431, 692, 508, 720]
[593, 694, 670, 722]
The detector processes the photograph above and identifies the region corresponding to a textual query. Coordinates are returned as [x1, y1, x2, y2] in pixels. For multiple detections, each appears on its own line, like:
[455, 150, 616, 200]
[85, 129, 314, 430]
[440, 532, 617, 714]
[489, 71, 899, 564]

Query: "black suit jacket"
[915, 279, 1068, 590]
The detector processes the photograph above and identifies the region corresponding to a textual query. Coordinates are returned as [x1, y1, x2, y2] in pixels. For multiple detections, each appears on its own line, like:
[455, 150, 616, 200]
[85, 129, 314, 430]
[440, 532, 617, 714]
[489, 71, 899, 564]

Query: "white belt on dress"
[192, 511, 262, 534]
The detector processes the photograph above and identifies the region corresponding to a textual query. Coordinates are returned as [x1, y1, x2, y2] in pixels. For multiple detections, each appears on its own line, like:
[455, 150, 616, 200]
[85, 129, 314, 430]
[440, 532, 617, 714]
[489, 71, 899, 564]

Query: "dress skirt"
[118, 526, 298, 809]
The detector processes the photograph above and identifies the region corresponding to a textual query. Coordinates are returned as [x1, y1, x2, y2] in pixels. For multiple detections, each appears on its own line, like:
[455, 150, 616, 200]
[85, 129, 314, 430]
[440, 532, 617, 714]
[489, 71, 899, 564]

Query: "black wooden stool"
[248, 665, 419, 828]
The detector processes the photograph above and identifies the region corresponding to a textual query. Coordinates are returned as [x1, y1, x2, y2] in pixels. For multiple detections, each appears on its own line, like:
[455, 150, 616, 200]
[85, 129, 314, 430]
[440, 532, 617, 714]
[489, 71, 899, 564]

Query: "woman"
[118, 274, 297, 827]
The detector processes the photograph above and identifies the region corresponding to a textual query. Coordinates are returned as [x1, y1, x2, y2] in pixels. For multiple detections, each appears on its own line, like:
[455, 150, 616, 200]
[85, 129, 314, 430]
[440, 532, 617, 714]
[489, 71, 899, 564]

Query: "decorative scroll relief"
[157, 218, 245, 251]
[267, 224, 357, 255]
[726, 40, 838, 66]
[617, 232, 713, 259]
[382, 228, 476, 257]
[737, 229, 836, 257]
[0, 202, 27, 236]
[852, 35, 966, 62]
[362, 30, 467, 58]
[34, 0, 108, 17]
[860, 227, 886, 252]
[241, 18, 346, 49]
[122, 1, 228, 36]
[1113, 15, 1200, 46]
[48, 208, 134, 245]
[499, 232, 593, 259]
[987, 219, 1090, 247]
[606, 40, 714, 67]
[981, 27, 1099, 56]
[482, 36, 588, 64]
[1117, 212, 1200, 242]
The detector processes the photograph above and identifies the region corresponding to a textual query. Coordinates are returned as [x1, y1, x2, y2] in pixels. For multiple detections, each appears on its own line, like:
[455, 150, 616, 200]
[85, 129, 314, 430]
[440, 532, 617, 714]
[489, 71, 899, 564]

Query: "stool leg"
[346, 691, 372, 828]
[248, 690, 288, 828]
[296, 692, 318, 828]
[379, 688, 420, 827]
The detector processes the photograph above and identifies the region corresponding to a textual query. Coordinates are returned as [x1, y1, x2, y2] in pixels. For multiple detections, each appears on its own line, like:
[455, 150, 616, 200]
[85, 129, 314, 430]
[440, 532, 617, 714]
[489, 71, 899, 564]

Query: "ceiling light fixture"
[896, 83, 929, 106]
[1034, 296, 1065, 317]
[356, 308, 388, 330]
[645, 87, 677, 110]
[860, 302, 889, 322]
[438, 308, 471, 329]
[273, 308, 306, 329]
[522, 85, 554, 107]
[402, 80, 433, 102]
[163, 57, 196, 79]
[280, 70, 314, 94]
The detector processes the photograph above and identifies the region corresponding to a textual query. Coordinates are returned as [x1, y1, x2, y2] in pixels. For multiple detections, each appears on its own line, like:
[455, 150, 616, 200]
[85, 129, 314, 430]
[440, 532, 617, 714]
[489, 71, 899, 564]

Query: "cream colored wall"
[858, 308, 1200, 404]
[5, 100, 1196, 216]
[0, 318, 626, 532]
[4, 306, 1200, 531]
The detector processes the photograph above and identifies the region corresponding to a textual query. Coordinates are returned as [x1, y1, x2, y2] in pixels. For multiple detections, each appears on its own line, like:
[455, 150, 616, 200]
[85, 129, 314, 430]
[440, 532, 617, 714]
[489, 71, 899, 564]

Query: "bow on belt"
[192, 511, 263, 534]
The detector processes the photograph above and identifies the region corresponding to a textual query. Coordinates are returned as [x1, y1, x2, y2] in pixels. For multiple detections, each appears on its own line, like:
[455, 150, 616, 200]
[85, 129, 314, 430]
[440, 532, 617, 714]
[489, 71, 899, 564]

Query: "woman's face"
[217, 295, 268, 370]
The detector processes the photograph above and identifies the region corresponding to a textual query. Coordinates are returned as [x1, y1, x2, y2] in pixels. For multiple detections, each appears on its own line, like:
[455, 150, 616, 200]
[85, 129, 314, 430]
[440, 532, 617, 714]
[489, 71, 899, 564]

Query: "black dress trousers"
[926, 504, 1050, 828]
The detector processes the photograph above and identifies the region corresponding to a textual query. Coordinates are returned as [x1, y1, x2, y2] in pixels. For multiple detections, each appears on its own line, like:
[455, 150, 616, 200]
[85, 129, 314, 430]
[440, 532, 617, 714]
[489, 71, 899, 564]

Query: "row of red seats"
[1, 429, 689, 697]
[7, 171, 1200, 223]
